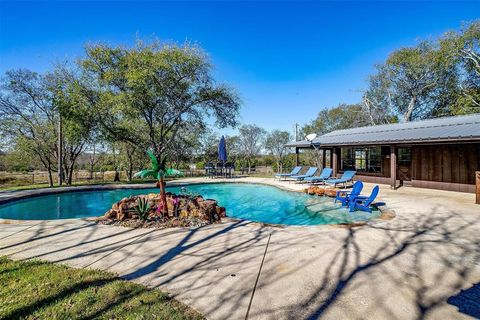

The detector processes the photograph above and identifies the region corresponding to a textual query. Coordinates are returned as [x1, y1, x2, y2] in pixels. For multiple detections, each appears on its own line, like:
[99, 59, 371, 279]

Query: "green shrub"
[134, 197, 151, 220]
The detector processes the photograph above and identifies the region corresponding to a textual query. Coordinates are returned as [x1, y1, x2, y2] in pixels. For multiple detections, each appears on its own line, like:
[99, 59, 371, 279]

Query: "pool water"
[0, 183, 380, 225]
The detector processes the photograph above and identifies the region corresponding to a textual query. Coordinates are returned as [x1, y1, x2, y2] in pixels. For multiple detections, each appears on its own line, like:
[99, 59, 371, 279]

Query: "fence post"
[476, 171, 479, 205]
[32, 173, 35, 185]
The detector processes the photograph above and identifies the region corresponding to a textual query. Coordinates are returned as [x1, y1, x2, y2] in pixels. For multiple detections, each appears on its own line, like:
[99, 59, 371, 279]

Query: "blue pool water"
[0, 183, 380, 225]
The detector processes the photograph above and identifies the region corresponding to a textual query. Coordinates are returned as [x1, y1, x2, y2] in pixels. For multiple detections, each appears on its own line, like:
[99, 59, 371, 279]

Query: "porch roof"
[286, 113, 480, 148]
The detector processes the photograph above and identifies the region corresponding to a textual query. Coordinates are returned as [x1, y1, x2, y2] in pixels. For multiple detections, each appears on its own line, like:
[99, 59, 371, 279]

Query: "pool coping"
[0, 178, 395, 226]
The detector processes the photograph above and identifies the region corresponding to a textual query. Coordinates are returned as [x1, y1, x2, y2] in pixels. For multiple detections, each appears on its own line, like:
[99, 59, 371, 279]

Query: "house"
[287, 114, 480, 193]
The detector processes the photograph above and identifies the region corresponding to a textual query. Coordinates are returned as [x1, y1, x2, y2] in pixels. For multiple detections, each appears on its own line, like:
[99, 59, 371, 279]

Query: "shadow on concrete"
[268, 207, 480, 320]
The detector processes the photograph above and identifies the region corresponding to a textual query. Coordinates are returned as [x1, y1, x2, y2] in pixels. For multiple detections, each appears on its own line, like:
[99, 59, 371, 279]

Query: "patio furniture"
[274, 166, 302, 180]
[335, 181, 363, 206]
[348, 185, 379, 213]
[205, 163, 217, 178]
[223, 162, 235, 178]
[291, 167, 318, 182]
[304, 168, 333, 184]
[325, 170, 356, 187]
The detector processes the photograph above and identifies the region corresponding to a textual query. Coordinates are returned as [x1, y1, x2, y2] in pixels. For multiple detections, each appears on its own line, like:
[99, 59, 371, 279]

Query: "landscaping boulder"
[324, 188, 339, 197]
[305, 186, 326, 196]
[102, 192, 226, 225]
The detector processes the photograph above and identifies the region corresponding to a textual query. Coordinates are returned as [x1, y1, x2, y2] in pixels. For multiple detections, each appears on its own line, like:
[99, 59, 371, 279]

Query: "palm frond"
[146, 150, 159, 171]
[133, 169, 158, 179]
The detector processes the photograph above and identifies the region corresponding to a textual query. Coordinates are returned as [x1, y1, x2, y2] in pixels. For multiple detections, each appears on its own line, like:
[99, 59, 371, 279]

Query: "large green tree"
[81, 40, 241, 212]
[439, 21, 480, 114]
[372, 42, 457, 122]
[364, 20, 479, 121]
[301, 103, 368, 136]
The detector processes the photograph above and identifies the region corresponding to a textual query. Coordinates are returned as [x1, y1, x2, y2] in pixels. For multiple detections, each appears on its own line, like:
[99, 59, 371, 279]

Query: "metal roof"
[285, 140, 312, 148]
[287, 113, 480, 148]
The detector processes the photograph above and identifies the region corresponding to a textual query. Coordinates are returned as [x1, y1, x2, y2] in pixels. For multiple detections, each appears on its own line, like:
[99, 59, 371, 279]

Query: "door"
[397, 147, 412, 181]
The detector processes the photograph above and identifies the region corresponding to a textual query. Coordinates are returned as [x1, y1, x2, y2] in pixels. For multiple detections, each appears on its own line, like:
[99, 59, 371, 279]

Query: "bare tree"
[265, 130, 292, 173]
[0, 70, 58, 186]
[238, 124, 266, 173]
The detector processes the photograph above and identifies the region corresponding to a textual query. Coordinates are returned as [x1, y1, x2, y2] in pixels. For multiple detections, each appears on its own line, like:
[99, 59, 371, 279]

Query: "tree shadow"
[272, 207, 480, 319]
[122, 219, 252, 280]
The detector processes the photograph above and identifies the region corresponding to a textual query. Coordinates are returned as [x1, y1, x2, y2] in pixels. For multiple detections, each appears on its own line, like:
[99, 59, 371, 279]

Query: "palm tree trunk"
[159, 176, 168, 216]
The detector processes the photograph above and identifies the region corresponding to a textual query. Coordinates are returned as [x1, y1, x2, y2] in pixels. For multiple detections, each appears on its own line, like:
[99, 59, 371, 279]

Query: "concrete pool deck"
[1, 177, 479, 319]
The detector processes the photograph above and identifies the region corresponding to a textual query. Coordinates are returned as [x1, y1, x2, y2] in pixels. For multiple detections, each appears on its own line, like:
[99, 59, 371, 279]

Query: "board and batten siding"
[411, 144, 480, 185]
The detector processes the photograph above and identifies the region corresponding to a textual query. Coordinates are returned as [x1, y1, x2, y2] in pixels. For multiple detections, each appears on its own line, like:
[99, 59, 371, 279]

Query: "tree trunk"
[63, 162, 71, 185]
[126, 162, 133, 181]
[159, 176, 168, 216]
[404, 96, 417, 122]
[47, 165, 54, 187]
[89, 145, 96, 179]
[114, 169, 120, 182]
[67, 163, 75, 185]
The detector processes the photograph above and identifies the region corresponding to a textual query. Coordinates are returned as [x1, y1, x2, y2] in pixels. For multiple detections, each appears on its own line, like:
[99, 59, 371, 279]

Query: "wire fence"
[0, 169, 207, 188]
[0, 170, 121, 187]
[0, 166, 274, 188]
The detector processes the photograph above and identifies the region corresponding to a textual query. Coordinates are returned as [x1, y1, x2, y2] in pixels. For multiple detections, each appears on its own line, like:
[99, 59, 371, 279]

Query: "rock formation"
[304, 186, 339, 197]
[103, 192, 226, 223]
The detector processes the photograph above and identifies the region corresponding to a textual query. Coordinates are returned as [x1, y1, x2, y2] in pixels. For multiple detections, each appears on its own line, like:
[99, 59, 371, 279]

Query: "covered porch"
[292, 143, 479, 193]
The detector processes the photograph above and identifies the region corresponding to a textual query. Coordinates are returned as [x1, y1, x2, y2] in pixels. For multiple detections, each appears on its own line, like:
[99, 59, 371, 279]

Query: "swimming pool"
[0, 183, 380, 225]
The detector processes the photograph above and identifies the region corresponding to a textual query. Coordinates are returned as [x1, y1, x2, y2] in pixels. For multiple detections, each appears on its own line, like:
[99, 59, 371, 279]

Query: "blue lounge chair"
[348, 185, 379, 213]
[325, 170, 356, 187]
[335, 181, 363, 206]
[290, 167, 318, 182]
[274, 166, 302, 180]
[304, 168, 333, 184]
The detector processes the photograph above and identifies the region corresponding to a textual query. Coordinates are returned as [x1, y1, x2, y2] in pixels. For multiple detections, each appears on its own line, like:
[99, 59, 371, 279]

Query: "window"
[398, 148, 411, 166]
[355, 149, 366, 170]
[341, 148, 355, 170]
[341, 147, 382, 173]
[325, 149, 331, 168]
[367, 147, 381, 173]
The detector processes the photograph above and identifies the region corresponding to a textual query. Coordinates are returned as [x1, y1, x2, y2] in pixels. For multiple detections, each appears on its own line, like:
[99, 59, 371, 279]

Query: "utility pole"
[295, 123, 299, 141]
[58, 113, 63, 186]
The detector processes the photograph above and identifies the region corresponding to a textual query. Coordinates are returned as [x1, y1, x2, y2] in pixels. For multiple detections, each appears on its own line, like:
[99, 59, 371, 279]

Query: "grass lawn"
[0, 257, 204, 320]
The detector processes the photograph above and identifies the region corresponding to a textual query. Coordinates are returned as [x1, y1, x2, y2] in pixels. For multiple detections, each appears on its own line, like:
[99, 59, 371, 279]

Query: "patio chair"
[303, 168, 333, 184]
[325, 170, 356, 187]
[335, 181, 363, 206]
[205, 163, 216, 178]
[290, 167, 318, 182]
[348, 185, 379, 213]
[274, 166, 302, 180]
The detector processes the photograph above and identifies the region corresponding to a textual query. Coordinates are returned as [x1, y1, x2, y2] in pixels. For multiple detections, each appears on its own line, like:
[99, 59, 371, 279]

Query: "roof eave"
[316, 136, 480, 147]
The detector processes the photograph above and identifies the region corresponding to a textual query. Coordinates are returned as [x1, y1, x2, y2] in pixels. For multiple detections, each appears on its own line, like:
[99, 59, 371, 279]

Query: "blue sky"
[1, 1, 478, 135]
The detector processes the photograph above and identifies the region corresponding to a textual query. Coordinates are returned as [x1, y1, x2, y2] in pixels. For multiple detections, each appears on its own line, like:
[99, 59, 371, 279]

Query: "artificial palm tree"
[134, 150, 183, 215]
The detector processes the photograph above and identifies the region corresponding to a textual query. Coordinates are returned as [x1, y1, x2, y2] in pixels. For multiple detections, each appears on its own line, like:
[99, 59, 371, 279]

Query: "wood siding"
[411, 144, 480, 185]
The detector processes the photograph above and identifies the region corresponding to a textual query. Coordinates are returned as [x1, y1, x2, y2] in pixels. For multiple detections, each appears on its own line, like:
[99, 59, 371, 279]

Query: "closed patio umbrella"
[218, 135, 227, 163]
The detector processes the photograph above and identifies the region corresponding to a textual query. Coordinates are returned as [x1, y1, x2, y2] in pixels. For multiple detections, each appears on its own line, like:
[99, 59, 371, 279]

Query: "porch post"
[390, 145, 397, 189]
[322, 149, 326, 169]
[476, 171, 479, 204]
[332, 148, 338, 178]
[295, 147, 300, 166]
